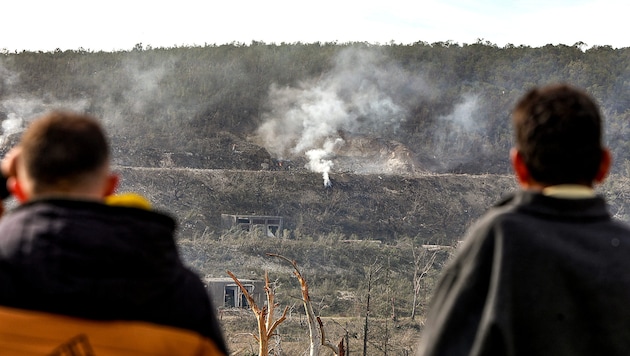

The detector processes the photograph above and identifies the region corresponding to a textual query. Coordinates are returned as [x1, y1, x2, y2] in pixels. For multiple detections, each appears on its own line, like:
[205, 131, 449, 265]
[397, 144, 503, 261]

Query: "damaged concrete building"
[205, 277, 266, 309]
[221, 214, 283, 237]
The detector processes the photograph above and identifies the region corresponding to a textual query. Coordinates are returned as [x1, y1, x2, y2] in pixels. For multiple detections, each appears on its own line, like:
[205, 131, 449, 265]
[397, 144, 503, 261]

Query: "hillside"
[116, 165, 630, 245]
[115, 166, 518, 242]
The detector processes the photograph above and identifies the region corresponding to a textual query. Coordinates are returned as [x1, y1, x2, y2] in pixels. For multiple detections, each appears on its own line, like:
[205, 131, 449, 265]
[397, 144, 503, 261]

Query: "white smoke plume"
[0, 96, 90, 148]
[0, 63, 19, 87]
[431, 94, 486, 169]
[0, 63, 91, 148]
[122, 57, 171, 114]
[441, 94, 480, 131]
[257, 47, 429, 185]
[1, 113, 22, 145]
[305, 138, 344, 187]
[97, 56, 174, 128]
[1, 114, 21, 132]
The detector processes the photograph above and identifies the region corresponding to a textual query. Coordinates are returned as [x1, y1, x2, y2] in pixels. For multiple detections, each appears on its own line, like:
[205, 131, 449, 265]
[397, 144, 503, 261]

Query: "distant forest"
[1, 41, 629, 175]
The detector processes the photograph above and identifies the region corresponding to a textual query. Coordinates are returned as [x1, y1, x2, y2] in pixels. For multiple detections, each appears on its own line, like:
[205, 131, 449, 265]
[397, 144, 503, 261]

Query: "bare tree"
[267, 253, 345, 356]
[411, 245, 439, 320]
[363, 259, 382, 356]
[227, 270, 289, 356]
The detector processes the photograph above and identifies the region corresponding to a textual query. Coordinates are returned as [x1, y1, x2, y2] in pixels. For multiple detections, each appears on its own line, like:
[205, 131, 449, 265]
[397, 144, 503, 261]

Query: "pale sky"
[2, 0, 629, 52]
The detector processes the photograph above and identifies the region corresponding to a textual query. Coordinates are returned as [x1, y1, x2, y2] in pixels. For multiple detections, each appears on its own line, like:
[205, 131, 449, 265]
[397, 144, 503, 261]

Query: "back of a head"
[20, 111, 110, 194]
[512, 84, 603, 186]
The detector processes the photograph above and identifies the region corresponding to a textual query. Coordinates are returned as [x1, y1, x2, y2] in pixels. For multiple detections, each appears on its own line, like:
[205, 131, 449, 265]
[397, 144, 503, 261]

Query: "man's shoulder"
[456, 191, 579, 253]
[466, 192, 525, 231]
[481, 190, 610, 222]
[0, 198, 178, 259]
[2, 198, 176, 227]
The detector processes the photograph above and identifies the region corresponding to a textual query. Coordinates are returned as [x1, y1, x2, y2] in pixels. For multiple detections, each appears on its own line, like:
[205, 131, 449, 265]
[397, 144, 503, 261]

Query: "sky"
[1, 0, 629, 52]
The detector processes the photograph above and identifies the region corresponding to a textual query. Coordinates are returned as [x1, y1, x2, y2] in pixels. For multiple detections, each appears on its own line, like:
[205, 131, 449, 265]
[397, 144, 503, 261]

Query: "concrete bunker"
[221, 214, 283, 237]
[205, 277, 265, 309]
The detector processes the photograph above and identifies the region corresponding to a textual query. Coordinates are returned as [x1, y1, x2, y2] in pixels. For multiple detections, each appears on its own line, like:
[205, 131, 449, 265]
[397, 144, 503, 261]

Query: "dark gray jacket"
[418, 190, 630, 356]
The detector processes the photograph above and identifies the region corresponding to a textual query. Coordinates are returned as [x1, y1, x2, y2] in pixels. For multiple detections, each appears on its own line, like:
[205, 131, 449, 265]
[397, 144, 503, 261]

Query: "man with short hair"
[0, 111, 227, 355]
[417, 84, 630, 355]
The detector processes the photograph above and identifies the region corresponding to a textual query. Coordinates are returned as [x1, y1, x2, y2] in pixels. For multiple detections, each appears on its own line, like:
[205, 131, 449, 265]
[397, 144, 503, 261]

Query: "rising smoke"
[0, 47, 489, 177]
[0, 96, 91, 147]
[95, 56, 176, 128]
[256, 47, 432, 186]
[0, 60, 90, 147]
[431, 93, 484, 167]
[0, 56, 179, 150]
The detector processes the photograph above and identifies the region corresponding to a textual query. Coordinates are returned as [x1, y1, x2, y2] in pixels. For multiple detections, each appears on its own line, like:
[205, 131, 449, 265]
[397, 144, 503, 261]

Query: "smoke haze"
[257, 48, 425, 183]
[431, 94, 486, 167]
[0, 81, 90, 147]
[0, 46, 508, 176]
[256, 47, 487, 181]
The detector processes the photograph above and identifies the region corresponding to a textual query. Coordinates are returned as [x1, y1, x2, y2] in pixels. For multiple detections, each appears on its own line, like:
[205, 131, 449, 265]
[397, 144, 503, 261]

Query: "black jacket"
[418, 190, 630, 356]
[0, 199, 227, 354]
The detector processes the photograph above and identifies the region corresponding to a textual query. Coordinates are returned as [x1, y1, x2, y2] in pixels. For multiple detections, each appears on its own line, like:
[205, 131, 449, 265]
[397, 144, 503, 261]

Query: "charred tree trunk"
[363, 273, 371, 356]
[411, 246, 439, 320]
[363, 261, 381, 356]
[268, 253, 344, 356]
[227, 270, 288, 356]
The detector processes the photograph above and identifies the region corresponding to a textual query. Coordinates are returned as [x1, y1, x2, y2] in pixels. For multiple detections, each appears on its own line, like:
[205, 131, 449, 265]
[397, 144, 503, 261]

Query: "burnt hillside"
[116, 167, 516, 242]
[115, 165, 630, 243]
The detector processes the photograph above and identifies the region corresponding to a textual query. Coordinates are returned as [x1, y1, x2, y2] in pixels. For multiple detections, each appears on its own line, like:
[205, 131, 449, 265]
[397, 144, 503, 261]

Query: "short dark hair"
[20, 111, 109, 190]
[512, 84, 603, 185]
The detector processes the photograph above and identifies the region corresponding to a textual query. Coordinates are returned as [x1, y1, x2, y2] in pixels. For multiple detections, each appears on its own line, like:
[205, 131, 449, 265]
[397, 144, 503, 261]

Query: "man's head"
[8, 111, 118, 201]
[511, 84, 610, 188]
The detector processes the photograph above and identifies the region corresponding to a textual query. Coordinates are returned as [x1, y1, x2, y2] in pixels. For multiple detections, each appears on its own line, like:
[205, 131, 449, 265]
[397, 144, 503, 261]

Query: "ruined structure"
[205, 277, 265, 309]
[221, 214, 283, 237]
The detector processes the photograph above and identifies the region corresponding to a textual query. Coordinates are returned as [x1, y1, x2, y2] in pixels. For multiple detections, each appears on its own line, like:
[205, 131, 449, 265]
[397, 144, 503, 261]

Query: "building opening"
[222, 214, 284, 237]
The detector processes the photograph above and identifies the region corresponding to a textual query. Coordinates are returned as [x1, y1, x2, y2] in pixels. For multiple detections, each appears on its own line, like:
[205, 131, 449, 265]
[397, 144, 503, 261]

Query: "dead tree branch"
[227, 270, 288, 356]
[267, 253, 343, 356]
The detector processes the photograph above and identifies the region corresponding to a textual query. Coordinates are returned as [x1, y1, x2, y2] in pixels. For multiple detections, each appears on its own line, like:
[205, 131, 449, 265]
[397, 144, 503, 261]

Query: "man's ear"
[510, 148, 531, 187]
[8, 177, 28, 203]
[593, 148, 612, 184]
[103, 173, 119, 197]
